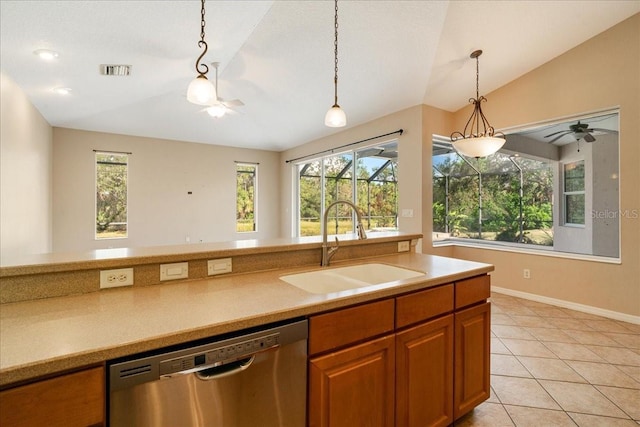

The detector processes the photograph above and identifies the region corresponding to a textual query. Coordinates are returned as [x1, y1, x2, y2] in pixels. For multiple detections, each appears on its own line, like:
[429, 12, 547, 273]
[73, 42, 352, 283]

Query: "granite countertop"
[0, 252, 493, 388]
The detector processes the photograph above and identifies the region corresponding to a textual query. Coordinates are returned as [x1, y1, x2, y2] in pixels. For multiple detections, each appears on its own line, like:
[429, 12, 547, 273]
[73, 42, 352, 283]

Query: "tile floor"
[455, 292, 640, 426]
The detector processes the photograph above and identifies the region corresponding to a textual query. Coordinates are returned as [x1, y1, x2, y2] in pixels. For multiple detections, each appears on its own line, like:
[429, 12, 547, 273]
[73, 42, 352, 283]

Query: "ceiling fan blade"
[547, 134, 570, 143]
[544, 130, 570, 138]
[590, 128, 618, 134]
[583, 133, 596, 143]
[222, 99, 244, 108]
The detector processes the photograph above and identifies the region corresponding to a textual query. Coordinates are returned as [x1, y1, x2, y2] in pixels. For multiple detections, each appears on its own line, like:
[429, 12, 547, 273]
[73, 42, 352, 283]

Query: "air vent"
[100, 64, 132, 76]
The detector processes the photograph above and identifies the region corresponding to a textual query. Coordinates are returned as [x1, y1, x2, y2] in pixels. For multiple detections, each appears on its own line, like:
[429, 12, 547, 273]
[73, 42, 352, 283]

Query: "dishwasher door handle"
[195, 355, 255, 381]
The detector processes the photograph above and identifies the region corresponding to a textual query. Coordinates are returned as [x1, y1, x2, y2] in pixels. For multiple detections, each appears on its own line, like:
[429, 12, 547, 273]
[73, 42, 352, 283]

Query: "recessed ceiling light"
[53, 87, 72, 95]
[33, 49, 59, 61]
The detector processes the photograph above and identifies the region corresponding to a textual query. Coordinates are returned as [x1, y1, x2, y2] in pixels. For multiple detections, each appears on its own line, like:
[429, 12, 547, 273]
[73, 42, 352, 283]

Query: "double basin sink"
[280, 263, 425, 294]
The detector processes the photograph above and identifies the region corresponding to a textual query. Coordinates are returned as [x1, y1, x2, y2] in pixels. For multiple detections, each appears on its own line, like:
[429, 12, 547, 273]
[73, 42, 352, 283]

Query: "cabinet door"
[0, 366, 105, 427]
[454, 302, 490, 419]
[308, 334, 395, 427]
[396, 314, 454, 427]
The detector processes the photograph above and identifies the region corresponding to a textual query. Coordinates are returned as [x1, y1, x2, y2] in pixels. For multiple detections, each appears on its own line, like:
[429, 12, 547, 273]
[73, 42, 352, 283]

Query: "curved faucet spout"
[321, 200, 367, 267]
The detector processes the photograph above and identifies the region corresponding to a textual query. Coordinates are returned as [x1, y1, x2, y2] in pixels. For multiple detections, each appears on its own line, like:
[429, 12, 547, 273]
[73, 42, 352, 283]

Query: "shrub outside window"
[96, 152, 128, 239]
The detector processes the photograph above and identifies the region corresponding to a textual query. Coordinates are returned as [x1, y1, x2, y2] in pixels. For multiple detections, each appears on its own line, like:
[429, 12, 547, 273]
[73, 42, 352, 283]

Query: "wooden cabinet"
[309, 334, 395, 427]
[454, 302, 491, 419]
[396, 314, 453, 427]
[0, 366, 105, 427]
[308, 275, 490, 427]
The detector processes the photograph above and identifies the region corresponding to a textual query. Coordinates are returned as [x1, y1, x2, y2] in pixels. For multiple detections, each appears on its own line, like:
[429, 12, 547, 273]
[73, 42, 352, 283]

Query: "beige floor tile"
[570, 330, 623, 347]
[617, 365, 640, 382]
[562, 309, 609, 321]
[524, 327, 577, 343]
[568, 412, 638, 426]
[518, 299, 555, 309]
[530, 306, 574, 318]
[491, 375, 560, 410]
[492, 325, 536, 340]
[517, 356, 587, 383]
[495, 305, 538, 316]
[504, 405, 576, 426]
[566, 360, 640, 388]
[501, 339, 559, 358]
[491, 354, 532, 377]
[492, 337, 512, 355]
[604, 333, 640, 350]
[585, 319, 636, 334]
[510, 315, 554, 328]
[546, 317, 595, 331]
[493, 313, 517, 325]
[492, 305, 506, 314]
[616, 322, 640, 334]
[487, 386, 501, 403]
[543, 342, 606, 362]
[539, 380, 628, 418]
[586, 346, 640, 366]
[596, 386, 640, 420]
[455, 402, 515, 427]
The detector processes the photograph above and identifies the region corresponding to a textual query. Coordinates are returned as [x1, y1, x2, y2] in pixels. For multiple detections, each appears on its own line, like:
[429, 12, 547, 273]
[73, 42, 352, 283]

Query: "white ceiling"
[1, 1, 638, 152]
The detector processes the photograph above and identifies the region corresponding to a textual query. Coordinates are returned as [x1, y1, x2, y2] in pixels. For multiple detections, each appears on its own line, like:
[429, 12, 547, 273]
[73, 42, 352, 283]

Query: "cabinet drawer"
[0, 366, 105, 427]
[455, 275, 490, 309]
[309, 298, 395, 355]
[396, 284, 454, 328]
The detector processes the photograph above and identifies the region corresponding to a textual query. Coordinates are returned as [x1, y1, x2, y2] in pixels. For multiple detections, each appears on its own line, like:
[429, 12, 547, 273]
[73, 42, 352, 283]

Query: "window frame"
[95, 151, 129, 240]
[562, 160, 586, 227]
[236, 162, 258, 233]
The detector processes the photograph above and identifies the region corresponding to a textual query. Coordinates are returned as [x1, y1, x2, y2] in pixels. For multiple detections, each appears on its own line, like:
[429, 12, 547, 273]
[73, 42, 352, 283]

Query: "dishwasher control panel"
[159, 332, 280, 376]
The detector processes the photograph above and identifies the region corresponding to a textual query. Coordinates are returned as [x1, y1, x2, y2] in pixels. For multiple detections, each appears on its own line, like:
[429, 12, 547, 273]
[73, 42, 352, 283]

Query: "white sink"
[280, 263, 425, 294]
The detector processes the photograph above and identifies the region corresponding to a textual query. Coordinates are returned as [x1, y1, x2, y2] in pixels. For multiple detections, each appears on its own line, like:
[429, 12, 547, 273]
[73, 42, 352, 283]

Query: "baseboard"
[491, 286, 640, 325]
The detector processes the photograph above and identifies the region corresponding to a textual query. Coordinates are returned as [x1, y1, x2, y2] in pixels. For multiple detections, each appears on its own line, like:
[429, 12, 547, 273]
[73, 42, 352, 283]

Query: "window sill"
[433, 238, 621, 265]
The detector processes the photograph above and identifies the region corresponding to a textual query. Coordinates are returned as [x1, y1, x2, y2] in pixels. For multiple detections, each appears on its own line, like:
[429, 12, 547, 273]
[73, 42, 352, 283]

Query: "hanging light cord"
[195, 0, 209, 78]
[451, 50, 503, 141]
[332, 0, 340, 108]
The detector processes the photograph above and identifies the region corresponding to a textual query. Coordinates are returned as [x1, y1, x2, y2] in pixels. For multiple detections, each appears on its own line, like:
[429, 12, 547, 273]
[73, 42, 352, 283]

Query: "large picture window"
[432, 111, 620, 259]
[95, 152, 128, 239]
[295, 141, 398, 237]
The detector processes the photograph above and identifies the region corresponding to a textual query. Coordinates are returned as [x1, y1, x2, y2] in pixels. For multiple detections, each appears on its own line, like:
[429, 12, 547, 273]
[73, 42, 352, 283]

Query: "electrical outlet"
[160, 262, 189, 281]
[523, 269, 531, 279]
[208, 258, 232, 276]
[100, 268, 134, 289]
[398, 241, 410, 252]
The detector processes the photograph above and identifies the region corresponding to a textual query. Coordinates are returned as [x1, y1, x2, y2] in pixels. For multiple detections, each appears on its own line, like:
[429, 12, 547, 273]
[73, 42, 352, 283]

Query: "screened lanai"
[432, 140, 554, 246]
[297, 141, 399, 237]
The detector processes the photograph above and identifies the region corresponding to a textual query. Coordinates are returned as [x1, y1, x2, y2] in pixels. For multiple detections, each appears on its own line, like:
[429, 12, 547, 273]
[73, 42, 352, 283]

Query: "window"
[432, 110, 621, 260]
[296, 141, 398, 237]
[563, 161, 585, 225]
[236, 163, 257, 232]
[95, 152, 128, 239]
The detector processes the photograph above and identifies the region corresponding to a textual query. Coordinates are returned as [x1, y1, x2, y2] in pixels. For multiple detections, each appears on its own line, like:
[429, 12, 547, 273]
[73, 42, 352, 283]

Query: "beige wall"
[53, 128, 281, 252]
[278, 105, 424, 246]
[448, 14, 640, 317]
[0, 72, 53, 259]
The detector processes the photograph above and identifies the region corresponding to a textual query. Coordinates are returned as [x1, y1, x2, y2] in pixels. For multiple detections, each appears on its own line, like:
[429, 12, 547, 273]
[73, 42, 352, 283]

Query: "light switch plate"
[208, 258, 232, 276]
[160, 262, 188, 281]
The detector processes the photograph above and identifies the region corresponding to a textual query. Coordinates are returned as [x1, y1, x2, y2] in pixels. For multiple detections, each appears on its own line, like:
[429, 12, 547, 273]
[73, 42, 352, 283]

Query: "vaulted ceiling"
[1, 1, 638, 151]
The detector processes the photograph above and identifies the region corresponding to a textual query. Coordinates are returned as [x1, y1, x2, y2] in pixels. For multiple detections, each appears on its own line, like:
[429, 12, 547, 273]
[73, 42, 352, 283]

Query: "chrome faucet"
[321, 200, 367, 267]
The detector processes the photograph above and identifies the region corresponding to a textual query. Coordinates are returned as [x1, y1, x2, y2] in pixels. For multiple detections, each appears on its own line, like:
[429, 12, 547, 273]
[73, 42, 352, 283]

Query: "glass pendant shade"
[451, 136, 506, 158]
[324, 106, 347, 127]
[187, 76, 216, 106]
[206, 103, 226, 118]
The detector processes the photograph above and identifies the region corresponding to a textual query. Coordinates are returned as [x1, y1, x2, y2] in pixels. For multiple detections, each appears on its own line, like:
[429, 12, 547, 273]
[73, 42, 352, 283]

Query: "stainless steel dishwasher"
[108, 319, 308, 427]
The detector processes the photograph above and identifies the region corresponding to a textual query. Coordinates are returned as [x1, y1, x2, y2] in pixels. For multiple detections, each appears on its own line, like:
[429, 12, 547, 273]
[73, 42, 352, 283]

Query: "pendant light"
[450, 50, 505, 158]
[324, 0, 346, 127]
[187, 0, 216, 106]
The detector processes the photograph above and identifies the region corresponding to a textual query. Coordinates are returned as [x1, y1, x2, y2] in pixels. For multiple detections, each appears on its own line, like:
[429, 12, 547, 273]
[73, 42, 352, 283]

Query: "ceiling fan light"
[206, 103, 226, 118]
[325, 106, 346, 127]
[451, 136, 506, 158]
[187, 75, 216, 106]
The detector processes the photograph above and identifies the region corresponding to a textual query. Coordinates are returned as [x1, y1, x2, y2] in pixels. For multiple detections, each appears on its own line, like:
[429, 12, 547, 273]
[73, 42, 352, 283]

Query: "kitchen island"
[0, 234, 493, 426]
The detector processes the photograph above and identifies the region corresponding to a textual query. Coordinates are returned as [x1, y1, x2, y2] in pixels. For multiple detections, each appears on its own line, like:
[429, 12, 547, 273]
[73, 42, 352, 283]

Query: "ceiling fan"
[204, 62, 244, 118]
[544, 120, 617, 144]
